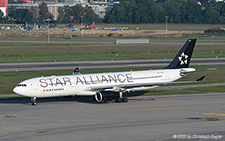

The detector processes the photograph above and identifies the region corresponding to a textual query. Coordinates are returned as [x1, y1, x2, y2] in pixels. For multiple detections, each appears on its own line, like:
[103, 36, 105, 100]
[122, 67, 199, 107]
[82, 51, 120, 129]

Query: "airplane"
[13, 39, 205, 106]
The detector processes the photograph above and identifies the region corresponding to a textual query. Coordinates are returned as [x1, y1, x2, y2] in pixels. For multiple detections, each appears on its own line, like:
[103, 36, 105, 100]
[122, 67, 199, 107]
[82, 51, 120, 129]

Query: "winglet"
[196, 76, 205, 82]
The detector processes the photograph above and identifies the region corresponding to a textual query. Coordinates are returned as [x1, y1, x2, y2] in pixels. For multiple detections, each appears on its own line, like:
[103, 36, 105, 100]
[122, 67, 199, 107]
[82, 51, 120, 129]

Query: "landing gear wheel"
[115, 92, 128, 103]
[32, 102, 37, 106]
[122, 97, 128, 103]
[31, 97, 37, 106]
[115, 98, 122, 103]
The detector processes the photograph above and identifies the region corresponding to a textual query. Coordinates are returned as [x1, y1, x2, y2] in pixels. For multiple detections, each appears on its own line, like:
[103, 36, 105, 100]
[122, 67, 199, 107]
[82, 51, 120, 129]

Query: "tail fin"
[164, 39, 197, 69]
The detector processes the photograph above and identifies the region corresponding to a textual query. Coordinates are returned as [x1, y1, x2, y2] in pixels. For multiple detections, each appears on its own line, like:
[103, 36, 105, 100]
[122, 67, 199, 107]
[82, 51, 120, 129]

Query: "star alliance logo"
[178, 52, 188, 65]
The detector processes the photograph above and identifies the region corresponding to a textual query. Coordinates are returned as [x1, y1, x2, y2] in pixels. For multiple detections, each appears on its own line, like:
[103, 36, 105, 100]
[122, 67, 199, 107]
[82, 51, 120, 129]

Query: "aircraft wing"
[87, 76, 205, 92]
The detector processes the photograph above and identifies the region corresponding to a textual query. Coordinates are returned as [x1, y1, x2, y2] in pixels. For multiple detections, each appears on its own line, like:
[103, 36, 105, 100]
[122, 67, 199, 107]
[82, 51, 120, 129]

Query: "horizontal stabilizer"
[183, 68, 217, 75]
[196, 76, 205, 82]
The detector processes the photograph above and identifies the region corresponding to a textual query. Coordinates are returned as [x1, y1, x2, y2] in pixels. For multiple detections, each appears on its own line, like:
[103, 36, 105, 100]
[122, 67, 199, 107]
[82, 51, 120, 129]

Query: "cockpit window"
[18, 84, 27, 87]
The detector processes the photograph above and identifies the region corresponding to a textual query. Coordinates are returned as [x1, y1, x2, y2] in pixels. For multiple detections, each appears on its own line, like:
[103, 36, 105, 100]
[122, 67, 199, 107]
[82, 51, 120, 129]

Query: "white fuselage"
[13, 68, 195, 98]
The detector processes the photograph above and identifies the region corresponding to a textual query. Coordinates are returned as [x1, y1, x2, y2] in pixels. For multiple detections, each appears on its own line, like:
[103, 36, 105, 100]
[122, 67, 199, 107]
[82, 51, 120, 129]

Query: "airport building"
[0, 0, 8, 8]
[0, 6, 6, 16]
[90, 0, 119, 4]
[110, 0, 119, 4]
[0, 0, 8, 16]
[33, 0, 58, 4]
[22, 0, 30, 3]
[90, 0, 107, 3]
[88, 0, 118, 18]
[64, 0, 87, 4]
[89, 3, 113, 18]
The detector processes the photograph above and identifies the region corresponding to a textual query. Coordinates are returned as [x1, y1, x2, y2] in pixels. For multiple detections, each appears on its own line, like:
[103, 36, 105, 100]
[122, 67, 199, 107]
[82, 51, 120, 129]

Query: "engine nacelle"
[94, 91, 119, 103]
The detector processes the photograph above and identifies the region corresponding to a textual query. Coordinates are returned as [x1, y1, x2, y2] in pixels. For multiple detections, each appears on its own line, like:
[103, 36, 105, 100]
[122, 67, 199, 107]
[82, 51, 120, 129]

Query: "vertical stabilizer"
[164, 39, 197, 69]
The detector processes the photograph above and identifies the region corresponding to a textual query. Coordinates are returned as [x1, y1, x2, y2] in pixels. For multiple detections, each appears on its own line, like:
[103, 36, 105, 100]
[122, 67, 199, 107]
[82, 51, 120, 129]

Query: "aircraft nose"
[13, 87, 19, 94]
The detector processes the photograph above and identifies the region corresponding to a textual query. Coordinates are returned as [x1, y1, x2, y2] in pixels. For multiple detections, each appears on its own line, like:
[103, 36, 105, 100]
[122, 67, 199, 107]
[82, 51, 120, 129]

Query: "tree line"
[1, 0, 225, 24]
[57, 4, 102, 24]
[104, 0, 225, 24]
[0, 3, 53, 24]
[0, 3, 101, 24]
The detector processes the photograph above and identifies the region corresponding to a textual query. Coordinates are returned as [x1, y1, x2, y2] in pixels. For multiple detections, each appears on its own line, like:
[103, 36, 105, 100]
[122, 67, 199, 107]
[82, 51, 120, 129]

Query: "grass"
[0, 43, 105, 47]
[185, 85, 225, 93]
[98, 23, 225, 31]
[0, 50, 224, 63]
[1, 36, 225, 62]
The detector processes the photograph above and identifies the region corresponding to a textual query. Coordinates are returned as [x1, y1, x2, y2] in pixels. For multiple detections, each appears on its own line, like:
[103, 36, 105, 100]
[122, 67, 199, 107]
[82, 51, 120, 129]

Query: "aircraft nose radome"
[13, 87, 19, 94]
[13, 86, 23, 95]
[13, 87, 24, 96]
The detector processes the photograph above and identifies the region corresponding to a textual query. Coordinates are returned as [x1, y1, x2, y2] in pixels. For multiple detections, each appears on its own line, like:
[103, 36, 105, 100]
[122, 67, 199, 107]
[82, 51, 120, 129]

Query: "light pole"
[80, 13, 86, 37]
[165, 16, 169, 38]
[81, 16, 83, 37]
[46, 19, 51, 43]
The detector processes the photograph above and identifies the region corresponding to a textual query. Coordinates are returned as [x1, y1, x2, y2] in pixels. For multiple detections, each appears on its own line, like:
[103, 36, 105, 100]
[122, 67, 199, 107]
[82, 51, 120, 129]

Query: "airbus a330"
[13, 39, 205, 105]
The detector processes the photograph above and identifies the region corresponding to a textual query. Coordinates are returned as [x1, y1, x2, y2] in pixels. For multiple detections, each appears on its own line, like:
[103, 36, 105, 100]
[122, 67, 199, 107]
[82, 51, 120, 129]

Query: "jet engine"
[94, 91, 119, 103]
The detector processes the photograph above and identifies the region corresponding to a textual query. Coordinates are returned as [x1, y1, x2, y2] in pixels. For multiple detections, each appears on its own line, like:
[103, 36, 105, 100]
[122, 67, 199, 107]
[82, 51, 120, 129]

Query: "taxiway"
[0, 93, 224, 141]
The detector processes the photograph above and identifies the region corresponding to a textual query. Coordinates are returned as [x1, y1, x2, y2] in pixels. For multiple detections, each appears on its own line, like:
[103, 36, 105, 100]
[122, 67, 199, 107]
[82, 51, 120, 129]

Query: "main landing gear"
[115, 92, 128, 103]
[31, 97, 37, 106]
[115, 97, 128, 103]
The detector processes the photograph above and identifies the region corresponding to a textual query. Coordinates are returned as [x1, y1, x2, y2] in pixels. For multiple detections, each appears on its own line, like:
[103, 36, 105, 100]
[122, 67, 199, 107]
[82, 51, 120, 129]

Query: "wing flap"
[87, 76, 205, 92]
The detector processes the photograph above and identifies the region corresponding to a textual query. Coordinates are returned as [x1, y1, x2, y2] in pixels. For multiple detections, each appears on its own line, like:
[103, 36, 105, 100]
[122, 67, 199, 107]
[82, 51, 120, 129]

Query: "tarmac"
[0, 93, 225, 141]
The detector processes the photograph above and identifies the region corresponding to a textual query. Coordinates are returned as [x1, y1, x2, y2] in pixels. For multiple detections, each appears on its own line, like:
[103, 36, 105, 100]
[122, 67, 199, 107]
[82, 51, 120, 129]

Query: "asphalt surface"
[0, 93, 225, 141]
[0, 57, 224, 72]
[0, 39, 225, 46]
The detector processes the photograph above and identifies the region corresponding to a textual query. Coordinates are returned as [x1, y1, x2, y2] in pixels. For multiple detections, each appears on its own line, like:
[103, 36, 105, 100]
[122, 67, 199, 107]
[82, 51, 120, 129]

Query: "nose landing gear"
[31, 97, 37, 106]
